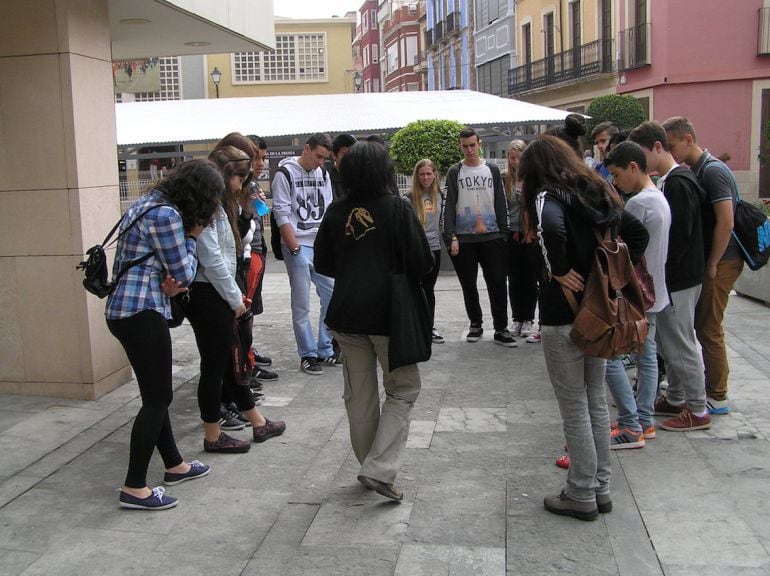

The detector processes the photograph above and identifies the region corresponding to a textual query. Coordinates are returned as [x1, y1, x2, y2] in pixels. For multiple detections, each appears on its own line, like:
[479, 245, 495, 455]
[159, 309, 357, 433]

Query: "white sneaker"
[526, 331, 541, 343]
[510, 321, 522, 337]
[520, 321, 533, 337]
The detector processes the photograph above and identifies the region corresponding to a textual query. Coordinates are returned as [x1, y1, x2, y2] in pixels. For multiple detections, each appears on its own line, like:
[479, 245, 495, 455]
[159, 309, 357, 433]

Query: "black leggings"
[107, 310, 183, 489]
[186, 282, 255, 423]
[507, 236, 539, 322]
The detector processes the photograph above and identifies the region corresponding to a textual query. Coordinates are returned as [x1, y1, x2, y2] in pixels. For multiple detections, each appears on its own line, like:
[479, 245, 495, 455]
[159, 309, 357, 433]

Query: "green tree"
[585, 94, 646, 135]
[389, 119, 465, 175]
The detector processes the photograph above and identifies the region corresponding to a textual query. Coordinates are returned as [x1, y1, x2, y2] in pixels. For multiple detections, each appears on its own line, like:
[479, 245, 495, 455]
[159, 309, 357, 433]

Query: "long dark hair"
[339, 141, 396, 200]
[518, 135, 620, 236]
[155, 159, 223, 233]
[208, 146, 252, 253]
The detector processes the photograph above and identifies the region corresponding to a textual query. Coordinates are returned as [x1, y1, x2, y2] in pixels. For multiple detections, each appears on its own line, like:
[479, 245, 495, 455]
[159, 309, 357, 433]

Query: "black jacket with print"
[314, 194, 432, 335]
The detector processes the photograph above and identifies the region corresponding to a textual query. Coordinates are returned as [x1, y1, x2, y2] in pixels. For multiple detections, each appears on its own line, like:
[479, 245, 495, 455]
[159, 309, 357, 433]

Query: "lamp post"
[210, 67, 222, 98]
[353, 70, 362, 93]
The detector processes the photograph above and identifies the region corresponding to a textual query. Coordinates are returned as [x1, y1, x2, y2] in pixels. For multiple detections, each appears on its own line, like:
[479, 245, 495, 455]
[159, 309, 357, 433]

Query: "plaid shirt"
[106, 189, 197, 320]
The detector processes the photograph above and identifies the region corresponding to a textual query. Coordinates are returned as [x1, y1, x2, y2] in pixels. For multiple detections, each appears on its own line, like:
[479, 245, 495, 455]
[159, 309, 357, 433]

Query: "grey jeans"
[655, 284, 706, 414]
[332, 331, 421, 485]
[541, 324, 610, 502]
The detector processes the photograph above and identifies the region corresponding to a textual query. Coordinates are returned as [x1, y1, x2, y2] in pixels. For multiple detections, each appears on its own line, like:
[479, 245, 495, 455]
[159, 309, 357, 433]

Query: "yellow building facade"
[206, 17, 357, 98]
[511, 0, 618, 113]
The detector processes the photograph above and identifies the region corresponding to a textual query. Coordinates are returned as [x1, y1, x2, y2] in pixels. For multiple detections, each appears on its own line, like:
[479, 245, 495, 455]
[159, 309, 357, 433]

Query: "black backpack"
[76, 204, 166, 298]
[699, 158, 770, 271]
[269, 165, 327, 260]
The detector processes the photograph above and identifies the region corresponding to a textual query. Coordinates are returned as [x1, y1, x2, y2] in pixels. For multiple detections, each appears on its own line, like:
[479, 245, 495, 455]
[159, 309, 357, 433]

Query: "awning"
[115, 90, 570, 146]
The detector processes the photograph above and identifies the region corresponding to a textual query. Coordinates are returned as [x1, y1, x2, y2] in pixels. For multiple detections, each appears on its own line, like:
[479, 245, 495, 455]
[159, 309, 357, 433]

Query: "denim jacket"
[194, 206, 242, 310]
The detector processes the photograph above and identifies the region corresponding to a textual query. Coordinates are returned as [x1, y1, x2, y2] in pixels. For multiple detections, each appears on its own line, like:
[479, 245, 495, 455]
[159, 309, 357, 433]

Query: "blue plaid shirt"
[105, 189, 198, 320]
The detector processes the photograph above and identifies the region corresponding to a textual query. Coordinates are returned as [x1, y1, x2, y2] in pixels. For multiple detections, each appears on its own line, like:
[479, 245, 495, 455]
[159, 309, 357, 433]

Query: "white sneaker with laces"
[526, 331, 541, 343]
[510, 321, 522, 337]
[520, 321, 533, 337]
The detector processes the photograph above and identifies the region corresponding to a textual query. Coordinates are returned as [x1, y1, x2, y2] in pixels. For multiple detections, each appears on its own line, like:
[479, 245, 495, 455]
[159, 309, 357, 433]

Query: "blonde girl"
[407, 159, 445, 343]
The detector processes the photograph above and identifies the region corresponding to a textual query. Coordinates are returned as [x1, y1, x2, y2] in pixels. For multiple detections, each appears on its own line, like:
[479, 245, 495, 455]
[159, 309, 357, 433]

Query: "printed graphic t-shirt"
[454, 162, 499, 237]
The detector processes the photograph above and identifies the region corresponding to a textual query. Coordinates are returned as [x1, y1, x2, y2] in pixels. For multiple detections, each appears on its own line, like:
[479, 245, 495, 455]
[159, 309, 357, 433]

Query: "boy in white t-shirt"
[603, 141, 672, 448]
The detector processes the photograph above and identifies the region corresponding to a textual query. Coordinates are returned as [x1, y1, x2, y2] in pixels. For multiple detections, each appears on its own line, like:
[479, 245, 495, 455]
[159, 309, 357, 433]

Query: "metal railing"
[617, 22, 651, 71]
[508, 39, 614, 95]
[119, 177, 156, 213]
[759, 8, 770, 55]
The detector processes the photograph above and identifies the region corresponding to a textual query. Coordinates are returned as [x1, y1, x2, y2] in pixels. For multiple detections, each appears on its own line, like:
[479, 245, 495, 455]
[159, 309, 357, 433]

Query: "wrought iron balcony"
[759, 8, 770, 55]
[508, 39, 614, 95]
[618, 23, 651, 71]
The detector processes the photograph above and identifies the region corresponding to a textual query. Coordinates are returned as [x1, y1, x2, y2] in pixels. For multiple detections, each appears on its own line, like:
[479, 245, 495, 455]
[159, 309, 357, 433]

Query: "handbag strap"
[560, 226, 608, 315]
[391, 196, 407, 273]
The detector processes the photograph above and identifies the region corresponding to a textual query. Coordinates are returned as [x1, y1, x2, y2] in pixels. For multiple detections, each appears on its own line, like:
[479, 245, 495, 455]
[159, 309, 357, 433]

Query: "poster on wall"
[112, 58, 161, 94]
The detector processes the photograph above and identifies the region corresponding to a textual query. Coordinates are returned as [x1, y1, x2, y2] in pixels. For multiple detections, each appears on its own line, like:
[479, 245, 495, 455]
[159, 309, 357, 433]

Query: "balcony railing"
[618, 23, 651, 71]
[759, 8, 770, 55]
[508, 39, 614, 95]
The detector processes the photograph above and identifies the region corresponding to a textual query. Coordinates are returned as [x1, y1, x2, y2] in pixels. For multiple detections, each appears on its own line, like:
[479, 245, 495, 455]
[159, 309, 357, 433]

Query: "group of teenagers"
[105, 115, 742, 518]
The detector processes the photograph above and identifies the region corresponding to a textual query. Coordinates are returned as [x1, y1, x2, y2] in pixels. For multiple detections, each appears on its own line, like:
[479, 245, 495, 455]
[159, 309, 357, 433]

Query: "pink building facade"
[382, 4, 424, 92]
[617, 0, 770, 199]
[358, 0, 382, 92]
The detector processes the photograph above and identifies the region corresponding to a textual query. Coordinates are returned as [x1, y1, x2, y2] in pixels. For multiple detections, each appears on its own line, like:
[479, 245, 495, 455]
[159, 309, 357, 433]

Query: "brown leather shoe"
[357, 475, 403, 501]
[654, 395, 686, 416]
[252, 419, 286, 443]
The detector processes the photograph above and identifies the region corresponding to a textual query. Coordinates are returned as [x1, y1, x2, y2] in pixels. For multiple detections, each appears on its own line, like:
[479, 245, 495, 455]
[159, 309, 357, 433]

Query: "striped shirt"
[105, 189, 197, 320]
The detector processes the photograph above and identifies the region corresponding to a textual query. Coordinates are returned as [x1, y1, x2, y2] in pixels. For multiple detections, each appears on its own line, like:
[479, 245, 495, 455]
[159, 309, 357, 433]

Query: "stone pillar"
[0, 0, 132, 399]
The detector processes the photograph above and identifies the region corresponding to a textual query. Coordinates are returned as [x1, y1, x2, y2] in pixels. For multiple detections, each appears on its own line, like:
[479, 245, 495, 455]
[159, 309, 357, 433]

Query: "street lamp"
[353, 71, 362, 93]
[210, 67, 222, 98]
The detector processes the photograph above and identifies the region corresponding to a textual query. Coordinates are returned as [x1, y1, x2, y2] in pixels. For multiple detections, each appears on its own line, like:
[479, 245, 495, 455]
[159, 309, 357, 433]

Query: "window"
[364, 45, 370, 67]
[522, 23, 532, 64]
[371, 10, 377, 29]
[570, 1, 581, 49]
[233, 33, 327, 83]
[131, 57, 182, 101]
[386, 43, 398, 74]
[372, 44, 379, 63]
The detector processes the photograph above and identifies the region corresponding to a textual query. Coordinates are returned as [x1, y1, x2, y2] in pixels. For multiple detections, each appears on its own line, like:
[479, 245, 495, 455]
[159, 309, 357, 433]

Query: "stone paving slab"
[1, 271, 769, 575]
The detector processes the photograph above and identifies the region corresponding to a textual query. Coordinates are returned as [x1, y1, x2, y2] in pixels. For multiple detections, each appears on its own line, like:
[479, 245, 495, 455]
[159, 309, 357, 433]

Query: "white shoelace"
[188, 460, 203, 470]
[151, 486, 167, 502]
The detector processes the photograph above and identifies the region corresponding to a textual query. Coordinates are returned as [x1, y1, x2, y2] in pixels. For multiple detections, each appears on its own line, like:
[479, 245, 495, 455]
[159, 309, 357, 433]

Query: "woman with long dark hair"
[185, 146, 285, 454]
[106, 159, 222, 510]
[314, 141, 433, 501]
[517, 135, 648, 520]
[406, 158, 445, 343]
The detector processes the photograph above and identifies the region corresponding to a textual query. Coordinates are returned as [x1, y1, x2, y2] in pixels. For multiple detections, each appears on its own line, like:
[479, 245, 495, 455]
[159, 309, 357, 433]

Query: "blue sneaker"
[163, 460, 210, 486]
[707, 397, 730, 415]
[119, 486, 178, 510]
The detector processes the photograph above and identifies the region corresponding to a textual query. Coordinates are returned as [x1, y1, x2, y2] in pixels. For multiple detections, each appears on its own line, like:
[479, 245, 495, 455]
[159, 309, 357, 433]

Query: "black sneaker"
[251, 367, 278, 381]
[251, 390, 265, 406]
[219, 405, 245, 431]
[253, 352, 272, 367]
[431, 328, 445, 344]
[320, 354, 342, 366]
[493, 330, 518, 348]
[300, 356, 323, 375]
[226, 402, 251, 426]
[249, 378, 264, 392]
[466, 324, 483, 342]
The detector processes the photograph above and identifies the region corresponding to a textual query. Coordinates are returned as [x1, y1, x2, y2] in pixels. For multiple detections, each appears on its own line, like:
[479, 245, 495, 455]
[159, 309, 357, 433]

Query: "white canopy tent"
[115, 90, 570, 147]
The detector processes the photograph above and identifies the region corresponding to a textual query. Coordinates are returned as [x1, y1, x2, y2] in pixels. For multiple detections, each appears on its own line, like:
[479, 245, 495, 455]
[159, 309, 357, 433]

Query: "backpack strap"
[110, 203, 173, 284]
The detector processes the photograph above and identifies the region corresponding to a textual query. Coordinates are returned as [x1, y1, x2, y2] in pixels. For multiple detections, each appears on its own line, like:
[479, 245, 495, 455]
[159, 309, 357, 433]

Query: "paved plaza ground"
[1, 266, 769, 575]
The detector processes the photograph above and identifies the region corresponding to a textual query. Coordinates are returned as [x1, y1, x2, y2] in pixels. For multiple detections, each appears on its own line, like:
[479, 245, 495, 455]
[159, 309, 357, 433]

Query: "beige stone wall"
[206, 18, 356, 97]
[0, 0, 132, 399]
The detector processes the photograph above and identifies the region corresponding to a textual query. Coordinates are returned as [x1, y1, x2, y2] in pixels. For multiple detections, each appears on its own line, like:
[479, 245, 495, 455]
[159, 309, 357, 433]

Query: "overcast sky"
[273, 0, 362, 20]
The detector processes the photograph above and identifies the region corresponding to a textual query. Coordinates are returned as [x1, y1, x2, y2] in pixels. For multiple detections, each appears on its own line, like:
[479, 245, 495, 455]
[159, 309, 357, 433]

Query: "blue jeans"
[282, 244, 334, 359]
[605, 313, 658, 431]
[541, 324, 610, 502]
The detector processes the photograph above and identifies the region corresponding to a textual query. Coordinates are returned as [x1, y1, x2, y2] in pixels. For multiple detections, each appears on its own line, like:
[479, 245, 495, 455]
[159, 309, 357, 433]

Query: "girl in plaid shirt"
[106, 160, 223, 510]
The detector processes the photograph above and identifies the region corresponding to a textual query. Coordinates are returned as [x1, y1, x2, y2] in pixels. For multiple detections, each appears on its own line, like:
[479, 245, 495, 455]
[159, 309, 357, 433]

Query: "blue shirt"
[105, 189, 197, 320]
